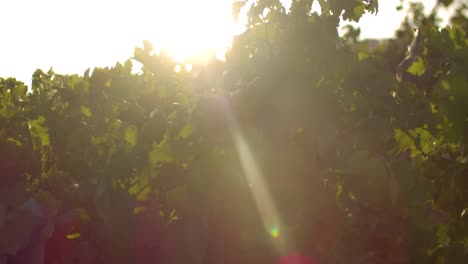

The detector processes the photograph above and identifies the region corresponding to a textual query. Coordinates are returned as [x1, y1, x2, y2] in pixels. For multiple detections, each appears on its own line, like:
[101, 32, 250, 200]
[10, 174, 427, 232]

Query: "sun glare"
[139, 0, 243, 62]
[0, 0, 435, 84]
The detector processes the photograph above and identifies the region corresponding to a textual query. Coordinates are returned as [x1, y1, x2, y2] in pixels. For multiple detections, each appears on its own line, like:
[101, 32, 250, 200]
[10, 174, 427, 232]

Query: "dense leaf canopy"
[1, 0, 468, 263]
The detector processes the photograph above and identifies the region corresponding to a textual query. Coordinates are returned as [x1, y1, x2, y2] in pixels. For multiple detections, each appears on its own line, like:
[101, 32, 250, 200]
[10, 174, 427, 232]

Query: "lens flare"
[218, 96, 288, 253]
[270, 226, 280, 238]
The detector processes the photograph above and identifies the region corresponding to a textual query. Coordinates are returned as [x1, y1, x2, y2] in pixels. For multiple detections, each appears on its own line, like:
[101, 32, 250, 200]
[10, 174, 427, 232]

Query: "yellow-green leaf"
[80, 106, 92, 117]
[178, 123, 194, 139]
[124, 126, 138, 147]
[66, 233, 81, 239]
[393, 129, 415, 155]
[358, 51, 370, 61]
[91, 135, 106, 145]
[407, 57, 426, 76]
[149, 134, 173, 166]
[12, 82, 27, 99]
[169, 209, 179, 223]
[352, 4, 366, 21]
[28, 116, 50, 147]
[7, 137, 22, 146]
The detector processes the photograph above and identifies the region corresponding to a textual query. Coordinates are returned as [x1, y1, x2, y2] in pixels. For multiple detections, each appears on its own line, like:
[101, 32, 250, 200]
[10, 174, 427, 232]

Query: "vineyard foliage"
[1, 0, 468, 263]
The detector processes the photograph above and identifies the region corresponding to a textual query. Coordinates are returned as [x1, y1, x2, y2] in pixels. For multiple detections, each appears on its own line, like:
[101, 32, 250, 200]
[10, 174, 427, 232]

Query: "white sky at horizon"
[0, 0, 440, 85]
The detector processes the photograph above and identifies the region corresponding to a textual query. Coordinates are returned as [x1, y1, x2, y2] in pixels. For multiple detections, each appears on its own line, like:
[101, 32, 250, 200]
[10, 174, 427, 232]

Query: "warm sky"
[0, 0, 438, 85]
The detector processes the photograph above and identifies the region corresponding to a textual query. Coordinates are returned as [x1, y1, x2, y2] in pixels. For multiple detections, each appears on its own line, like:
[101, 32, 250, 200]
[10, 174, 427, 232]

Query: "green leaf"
[12, 82, 27, 99]
[407, 57, 426, 77]
[124, 125, 138, 147]
[368, 0, 378, 14]
[66, 233, 81, 239]
[411, 127, 434, 154]
[393, 129, 415, 155]
[0, 92, 18, 118]
[28, 116, 50, 147]
[437, 224, 450, 247]
[7, 137, 22, 147]
[91, 135, 106, 145]
[80, 106, 92, 117]
[149, 134, 173, 166]
[353, 4, 366, 21]
[128, 170, 150, 200]
[169, 209, 179, 223]
[178, 123, 194, 139]
[358, 51, 370, 61]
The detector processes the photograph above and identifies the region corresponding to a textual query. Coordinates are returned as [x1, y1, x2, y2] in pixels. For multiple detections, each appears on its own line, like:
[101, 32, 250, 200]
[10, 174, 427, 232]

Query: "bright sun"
[0, 0, 248, 83]
[140, 0, 243, 62]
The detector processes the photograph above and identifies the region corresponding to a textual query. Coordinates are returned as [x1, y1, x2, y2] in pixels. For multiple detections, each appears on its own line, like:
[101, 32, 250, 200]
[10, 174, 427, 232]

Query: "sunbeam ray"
[218, 96, 289, 254]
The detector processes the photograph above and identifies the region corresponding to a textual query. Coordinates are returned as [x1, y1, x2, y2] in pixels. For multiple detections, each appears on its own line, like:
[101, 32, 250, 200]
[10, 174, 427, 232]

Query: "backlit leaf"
[124, 125, 138, 147]
[178, 123, 194, 139]
[358, 51, 370, 61]
[353, 4, 366, 21]
[12, 82, 27, 99]
[81, 106, 92, 117]
[66, 233, 81, 239]
[28, 116, 50, 147]
[407, 57, 426, 76]
[149, 134, 173, 166]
